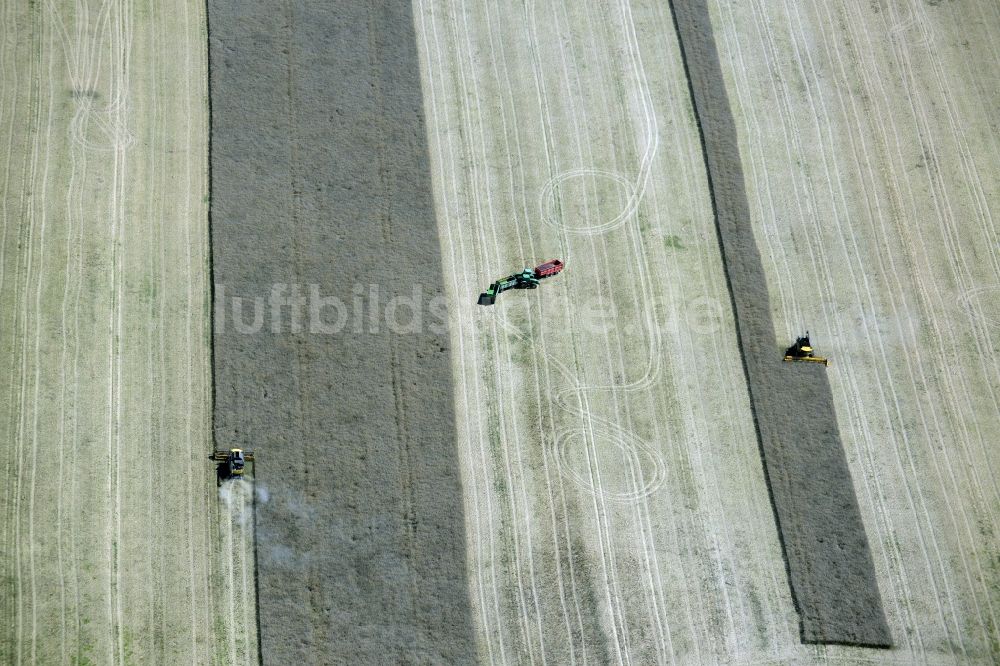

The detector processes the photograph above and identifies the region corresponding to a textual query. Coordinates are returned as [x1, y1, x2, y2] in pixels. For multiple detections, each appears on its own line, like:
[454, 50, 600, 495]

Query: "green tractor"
[477, 259, 563, 306]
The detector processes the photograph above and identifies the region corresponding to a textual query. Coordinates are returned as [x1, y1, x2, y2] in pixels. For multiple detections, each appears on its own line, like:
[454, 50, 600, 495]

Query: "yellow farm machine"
[210, 448, 255, 484]
[783, 332, 829, 366]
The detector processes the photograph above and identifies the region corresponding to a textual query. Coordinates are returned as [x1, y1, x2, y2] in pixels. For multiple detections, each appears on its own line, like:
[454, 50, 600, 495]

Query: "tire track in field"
[482, 3, 587, 659]
[480, 3, 603, 659]
[834, 0, 997, 651]
[500, 1, 656, 660]
[0, 30, 15, 656]
[21, 4, 103, 660]
[415, 7, 506, 661]
[64, 18, 94, 658]
[0, 0, 16, 303]
[144, 0, 167, 658]
[184, 0, 209, 658]
[44, 4, 119, 661]
[716, 0, 1000, 659]
[730, 2, 919, 652]
[54, 20, 88, 659]
[14, 4, 46, 659]
[437, 9, 540, 662]
[720, 0, 944, 652]
[521, 2, 652, 660]
[855, 0, 1000, 649]
[67, 3, 113, 658]
[725, 2, 938, 653]
[442, 8, 546, 660]
[0, 0, 25, 658]
[553, 10, 753, 657]
[106, 4, 135, 660]
[459, 3, 601, 659]
[520, 2, 666, 660]
[2, 4, 81, 661]
[422, 0, 772, 656]
[523, 2, 684, 655]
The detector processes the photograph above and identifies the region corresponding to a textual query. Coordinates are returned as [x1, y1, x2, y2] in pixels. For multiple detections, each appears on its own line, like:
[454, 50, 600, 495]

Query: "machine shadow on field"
[207, 0, 477, 663]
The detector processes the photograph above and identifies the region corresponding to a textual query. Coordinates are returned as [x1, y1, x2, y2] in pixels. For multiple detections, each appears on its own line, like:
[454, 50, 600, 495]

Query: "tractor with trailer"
[478, 259, 564, 306]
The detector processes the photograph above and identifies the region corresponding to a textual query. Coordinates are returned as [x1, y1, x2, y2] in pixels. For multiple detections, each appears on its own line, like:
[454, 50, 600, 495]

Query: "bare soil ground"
[415, 0, 1000, 663]
[0, 2, 256, 664]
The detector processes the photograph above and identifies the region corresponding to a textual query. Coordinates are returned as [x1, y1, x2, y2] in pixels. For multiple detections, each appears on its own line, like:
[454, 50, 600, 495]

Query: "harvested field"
[0, 1, 256, 664]
[3, 0, 999, 664]
[713, 0, 1000, 660]
[670, 0, 890, 646]
[415, 0, 1000, 663]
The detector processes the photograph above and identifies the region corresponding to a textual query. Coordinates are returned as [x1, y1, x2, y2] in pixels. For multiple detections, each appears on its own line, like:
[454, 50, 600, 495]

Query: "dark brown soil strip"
[667, 0, 892, 647]
[206, 1, 476, 662]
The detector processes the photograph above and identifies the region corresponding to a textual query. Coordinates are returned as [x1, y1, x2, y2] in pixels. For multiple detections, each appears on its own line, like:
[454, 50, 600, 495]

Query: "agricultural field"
[2, 0, 999, 665]
[0, 1, 256, 664]
[416, 0, 1000, 663]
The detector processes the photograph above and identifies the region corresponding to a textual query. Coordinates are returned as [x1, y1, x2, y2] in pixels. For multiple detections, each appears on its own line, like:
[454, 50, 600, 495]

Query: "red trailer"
[533, 259, 564, 279]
